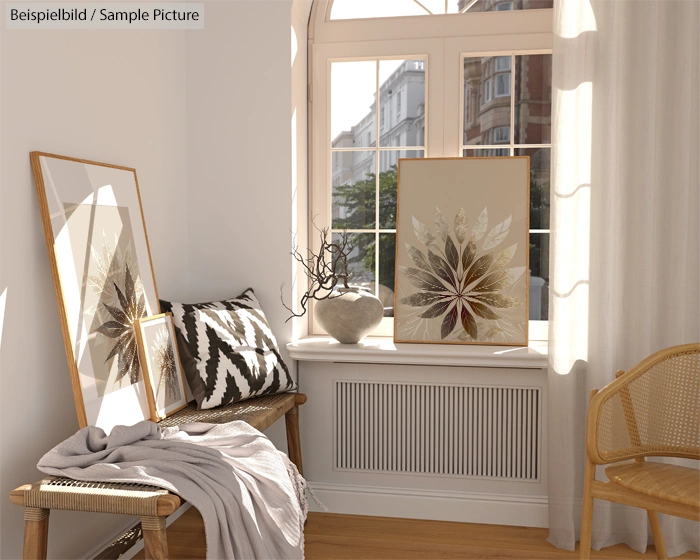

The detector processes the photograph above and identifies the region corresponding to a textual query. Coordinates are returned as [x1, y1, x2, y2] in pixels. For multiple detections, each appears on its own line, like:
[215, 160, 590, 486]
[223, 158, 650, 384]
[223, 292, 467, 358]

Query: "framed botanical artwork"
[394, 157, 530, 346]
[31, 152, 160, 432]
[134, 313, 188, 421]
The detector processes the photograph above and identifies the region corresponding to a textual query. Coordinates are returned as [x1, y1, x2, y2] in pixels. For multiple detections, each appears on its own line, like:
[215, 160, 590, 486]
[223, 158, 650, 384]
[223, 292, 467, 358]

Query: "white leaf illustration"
[481, 326, 503, 340]
[482, 215, 512, 251]
[503, 266, 526, 285]
[471, 208, 488, 241]
[494, 243, 518, 269]
[435, 208, 449, 242]
[412, 216, 436, 247]
[454, 207, 469, 244]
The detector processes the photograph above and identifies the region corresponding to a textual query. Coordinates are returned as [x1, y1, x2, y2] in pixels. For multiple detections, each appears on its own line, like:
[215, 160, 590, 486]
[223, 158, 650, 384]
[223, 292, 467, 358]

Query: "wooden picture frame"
[31, 152, 160, 432]
[394, 156, 530, 346]
[134, 313, 189, 421]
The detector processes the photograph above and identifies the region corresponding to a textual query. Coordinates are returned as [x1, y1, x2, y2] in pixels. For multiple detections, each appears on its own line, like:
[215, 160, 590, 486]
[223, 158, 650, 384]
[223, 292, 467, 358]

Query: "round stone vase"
[315, 287, 384, 344]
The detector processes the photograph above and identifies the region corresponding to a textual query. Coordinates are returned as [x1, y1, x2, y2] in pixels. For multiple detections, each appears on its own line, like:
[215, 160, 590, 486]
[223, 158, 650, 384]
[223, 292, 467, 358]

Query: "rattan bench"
[10, 392, 307, 560]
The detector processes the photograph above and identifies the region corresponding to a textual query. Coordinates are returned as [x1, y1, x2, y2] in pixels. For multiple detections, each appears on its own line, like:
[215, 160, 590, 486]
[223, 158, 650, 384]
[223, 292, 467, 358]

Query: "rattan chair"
[10, 392, 306, 560]
[580, 343, 700, 560]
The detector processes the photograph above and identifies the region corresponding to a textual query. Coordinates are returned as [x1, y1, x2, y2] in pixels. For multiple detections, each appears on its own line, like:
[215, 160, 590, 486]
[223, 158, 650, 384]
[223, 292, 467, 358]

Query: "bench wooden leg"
[24, 507, 49, 560]
[141, 516, 169, 560]
[285, 405, 303, 476]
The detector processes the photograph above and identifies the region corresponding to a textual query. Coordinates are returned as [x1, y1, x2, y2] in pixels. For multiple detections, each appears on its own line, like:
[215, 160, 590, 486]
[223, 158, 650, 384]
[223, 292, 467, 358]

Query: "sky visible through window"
[331, 60, 404, 141]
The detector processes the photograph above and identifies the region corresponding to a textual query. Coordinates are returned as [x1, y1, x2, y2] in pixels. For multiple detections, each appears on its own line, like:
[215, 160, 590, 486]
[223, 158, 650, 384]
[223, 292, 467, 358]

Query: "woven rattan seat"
[580, 343, 699, 560]
[10, 392, 307, 560]
[605, 462, 700, 508]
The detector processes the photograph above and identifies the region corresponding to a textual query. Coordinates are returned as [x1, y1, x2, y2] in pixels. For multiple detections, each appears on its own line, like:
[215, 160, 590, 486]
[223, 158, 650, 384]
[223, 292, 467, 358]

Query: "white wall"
[185, 0, 295, 451]
[0, 20, 189, 560]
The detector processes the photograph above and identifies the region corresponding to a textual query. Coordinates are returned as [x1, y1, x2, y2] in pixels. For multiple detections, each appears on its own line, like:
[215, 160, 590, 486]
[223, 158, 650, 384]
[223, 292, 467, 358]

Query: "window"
[494, 73, 510, 97]
[329, 0, 548, 19]
[495, 56, 511, 71]
[483, 79, 492, 103]
[495, 2, 514, 11]
[461, 54, 552, 324]
[311, 0, 553, 338]
[493, 125, 510, 144]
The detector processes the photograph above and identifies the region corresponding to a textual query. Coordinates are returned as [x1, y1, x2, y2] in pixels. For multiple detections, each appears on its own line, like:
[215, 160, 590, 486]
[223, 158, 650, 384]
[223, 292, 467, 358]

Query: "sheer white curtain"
[548, 0, 699, 555]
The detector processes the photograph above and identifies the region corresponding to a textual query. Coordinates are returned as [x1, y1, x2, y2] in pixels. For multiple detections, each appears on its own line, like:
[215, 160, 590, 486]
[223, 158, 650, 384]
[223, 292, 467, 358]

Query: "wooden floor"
[134, 509, 700, 559]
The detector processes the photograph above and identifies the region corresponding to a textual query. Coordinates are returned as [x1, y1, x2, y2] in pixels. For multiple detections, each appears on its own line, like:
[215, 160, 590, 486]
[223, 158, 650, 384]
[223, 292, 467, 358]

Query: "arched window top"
[329, 0, 553, 21]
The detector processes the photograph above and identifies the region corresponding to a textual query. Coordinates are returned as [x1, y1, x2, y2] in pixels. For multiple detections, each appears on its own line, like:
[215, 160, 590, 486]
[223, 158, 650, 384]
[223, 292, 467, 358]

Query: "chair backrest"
[587, 343, 700, 464]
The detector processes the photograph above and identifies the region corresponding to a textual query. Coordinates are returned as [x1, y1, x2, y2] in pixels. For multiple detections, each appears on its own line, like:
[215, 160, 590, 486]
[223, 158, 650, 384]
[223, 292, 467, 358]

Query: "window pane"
[378, 233, 396, 317]
[379, 60, 426, 147]
[514, 54, 552, 144]
[331, 0, 428, 20]
[448, 0, 553, 12]
[463, 148, 510, 157]
[332, 232, 375, 290]
[463, 56, 511, 146]
[529, 232, 549, 320]
[332, 151, 376, 229]
[379, 150, 424, 229]
[331, 61, 376, 148]
[517, 148, 550, 229]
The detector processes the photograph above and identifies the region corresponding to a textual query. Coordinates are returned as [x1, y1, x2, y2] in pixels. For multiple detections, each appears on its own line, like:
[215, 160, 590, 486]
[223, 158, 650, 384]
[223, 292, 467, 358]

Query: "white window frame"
[309, 0, 553, 339]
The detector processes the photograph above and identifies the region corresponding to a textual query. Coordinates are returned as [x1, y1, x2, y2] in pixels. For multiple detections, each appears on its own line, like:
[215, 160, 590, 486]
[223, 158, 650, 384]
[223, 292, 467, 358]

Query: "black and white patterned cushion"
[160, 289, 296, 410]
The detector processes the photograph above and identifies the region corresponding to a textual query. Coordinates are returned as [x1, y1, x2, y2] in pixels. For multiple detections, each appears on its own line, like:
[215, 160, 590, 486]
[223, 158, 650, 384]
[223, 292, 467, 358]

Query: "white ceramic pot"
[315, 287, 384, 344]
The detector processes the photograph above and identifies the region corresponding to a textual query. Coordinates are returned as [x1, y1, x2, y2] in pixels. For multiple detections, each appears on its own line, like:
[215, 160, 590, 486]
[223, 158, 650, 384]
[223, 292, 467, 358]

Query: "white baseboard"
[308, 482, 549, 528]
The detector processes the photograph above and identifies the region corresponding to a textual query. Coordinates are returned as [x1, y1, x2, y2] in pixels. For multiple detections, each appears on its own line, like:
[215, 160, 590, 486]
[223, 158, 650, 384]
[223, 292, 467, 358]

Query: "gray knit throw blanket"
[37, 420, 307, 560]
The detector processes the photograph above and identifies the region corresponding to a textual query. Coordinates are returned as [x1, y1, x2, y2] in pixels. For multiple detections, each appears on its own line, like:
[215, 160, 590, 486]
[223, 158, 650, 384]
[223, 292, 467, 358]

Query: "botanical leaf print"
[445, 236, 459, 273]
[406, 244, 432, 272]
[435, 208, 450, 242]
[400, 205, 523, 341]
[399, 266, 446, 293]
[454, 208, 469, 244]
[471, 208, 488, 241]
[494, 243, 517, 269]
[441, 305, 459, 340]
[412, 216, 436, 247]
[482, 215, 512, 251]
[93, 264, 146, 386]
[421, 299, 452, 319]
[151, 327, 180, 402]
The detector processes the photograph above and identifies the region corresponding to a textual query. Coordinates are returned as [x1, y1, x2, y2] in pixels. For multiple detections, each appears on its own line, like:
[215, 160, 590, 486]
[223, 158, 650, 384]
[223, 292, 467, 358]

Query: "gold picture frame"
[31, 152, 160, 431]
[394, 156, 530, 346]
[134, 313, 189, 421]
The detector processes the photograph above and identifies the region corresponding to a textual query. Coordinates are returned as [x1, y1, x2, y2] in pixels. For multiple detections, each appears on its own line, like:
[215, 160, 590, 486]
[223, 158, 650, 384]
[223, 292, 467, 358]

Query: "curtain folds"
[548, 0, 699, 555]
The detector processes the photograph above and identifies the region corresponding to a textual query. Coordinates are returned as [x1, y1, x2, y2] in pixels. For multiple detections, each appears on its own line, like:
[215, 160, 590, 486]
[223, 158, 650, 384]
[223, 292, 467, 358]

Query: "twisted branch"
[281, 223, 353, 322]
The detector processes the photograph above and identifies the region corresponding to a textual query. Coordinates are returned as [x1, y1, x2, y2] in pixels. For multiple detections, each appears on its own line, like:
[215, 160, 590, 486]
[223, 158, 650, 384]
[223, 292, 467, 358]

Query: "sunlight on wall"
[291, 24, 298, 66]
[0, 287, 7, 351]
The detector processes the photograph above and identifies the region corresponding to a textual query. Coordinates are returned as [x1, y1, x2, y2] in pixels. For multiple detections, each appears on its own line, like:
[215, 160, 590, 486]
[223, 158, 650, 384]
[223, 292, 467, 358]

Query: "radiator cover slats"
[335, 381, 540, 480]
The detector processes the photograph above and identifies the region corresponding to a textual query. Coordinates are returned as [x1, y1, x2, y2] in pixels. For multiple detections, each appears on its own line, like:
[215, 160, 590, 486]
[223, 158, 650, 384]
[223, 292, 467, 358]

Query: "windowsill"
[287, 337, 548, 369]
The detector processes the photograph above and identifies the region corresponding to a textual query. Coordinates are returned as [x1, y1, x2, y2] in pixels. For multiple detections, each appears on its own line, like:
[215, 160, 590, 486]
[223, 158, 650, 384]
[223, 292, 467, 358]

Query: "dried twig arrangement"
[281, 224, 353, 322]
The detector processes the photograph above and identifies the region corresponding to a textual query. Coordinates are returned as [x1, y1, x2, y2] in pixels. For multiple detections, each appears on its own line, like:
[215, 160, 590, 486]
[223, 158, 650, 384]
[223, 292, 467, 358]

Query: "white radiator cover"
[298, 361, 548, 527]
[335, 380, 541, 481]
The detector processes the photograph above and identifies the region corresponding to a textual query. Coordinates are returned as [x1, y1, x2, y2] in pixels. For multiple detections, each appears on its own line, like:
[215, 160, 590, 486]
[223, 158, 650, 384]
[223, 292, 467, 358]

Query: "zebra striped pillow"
[160, 289, 296, 410]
